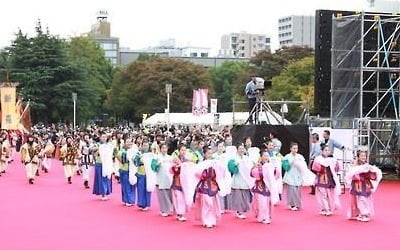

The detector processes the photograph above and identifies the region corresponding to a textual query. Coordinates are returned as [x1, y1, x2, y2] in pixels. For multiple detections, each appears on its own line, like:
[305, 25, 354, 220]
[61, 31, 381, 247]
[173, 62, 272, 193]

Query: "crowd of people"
[0, 124, 383, 227]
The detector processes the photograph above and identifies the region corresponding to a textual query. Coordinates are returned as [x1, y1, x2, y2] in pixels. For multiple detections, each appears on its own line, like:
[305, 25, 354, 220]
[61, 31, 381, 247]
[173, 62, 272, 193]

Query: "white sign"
[165, 84, 172, 93]
[210, 99, 218, 114]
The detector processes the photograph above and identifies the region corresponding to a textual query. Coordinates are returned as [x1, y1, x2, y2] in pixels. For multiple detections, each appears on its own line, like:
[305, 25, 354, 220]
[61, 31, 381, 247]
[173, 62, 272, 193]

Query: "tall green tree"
[7, 24, 71, 122]
[5, 21, 108, 123]
[209, 61, 249, 112]
[249, 46, 314, 81]
[268, 56, 314, 121]
[106, 57, 211, 121]
[0, 49, 11, 80]
[67, 36, 114, 119]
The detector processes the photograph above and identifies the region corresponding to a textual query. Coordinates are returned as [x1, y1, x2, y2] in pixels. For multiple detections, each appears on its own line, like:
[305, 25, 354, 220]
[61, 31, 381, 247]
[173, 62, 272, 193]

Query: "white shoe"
[319, 210, 327, 216]
[261, 219, 271, 224]
[161, 212, 169, 217]
[101, 196, 108, 201]
[125, 203, 133, 207]
[204, 224, 213, 228]
[178, 216, 187, 222]
[141, 207, 149, 211]
[290, 207, 298, 211]
[220, 210, 225, 214]
[359, 216, 370, 222]
[236, 212, 246, 219]
[325, 211, 333, 216]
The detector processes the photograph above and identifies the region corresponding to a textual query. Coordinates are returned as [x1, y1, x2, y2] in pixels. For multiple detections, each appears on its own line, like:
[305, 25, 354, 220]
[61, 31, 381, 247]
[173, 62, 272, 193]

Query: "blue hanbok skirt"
[119, 169, 136, 204]
[93, 163, 112, 196]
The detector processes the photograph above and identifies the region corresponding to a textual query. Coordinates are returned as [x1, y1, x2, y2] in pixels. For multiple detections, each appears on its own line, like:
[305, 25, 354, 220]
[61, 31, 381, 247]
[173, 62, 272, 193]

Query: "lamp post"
[72, 92, 77, 131]
[165, 84, 172, 128]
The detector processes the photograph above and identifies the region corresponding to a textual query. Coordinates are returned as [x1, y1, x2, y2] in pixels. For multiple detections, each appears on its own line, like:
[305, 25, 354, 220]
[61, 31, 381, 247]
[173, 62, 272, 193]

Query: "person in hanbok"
[250, 151, 279, 224]
[112, 132, 124, 183]
[134, 140, 152, 211]
[79, 134, 94, 189]
[0, 136, 9, 176]
[60, 136, 79, 184]
[151, 144, 174, 217]
[269, 132, 282, 153]
[213, 141, 232, 213]
[92, 133, 114, 201]
[309, 133, 321, 195]
[35, 135, 46, 174]
[265, 140, 283, 200]
[312, 145, 341, 216]
[346, 149, 382, 222]
[170, 144, 195, 221]
[282, 142, 315, 211]
[41, 134, 55, 173]
[117, 139, 135, 206]
[244, 137, 252, 156]
[1, 132, 12, 166]
[134, 136, 143, 151]
[228, 143, 253, 219]
[194, 147, 222, 228]
[20, 134, 40, 184]
[212, 141, 225, 160]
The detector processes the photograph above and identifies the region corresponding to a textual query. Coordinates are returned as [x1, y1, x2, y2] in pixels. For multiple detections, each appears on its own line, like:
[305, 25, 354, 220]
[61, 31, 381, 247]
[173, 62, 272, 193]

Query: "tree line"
[0, 21, 314, 125]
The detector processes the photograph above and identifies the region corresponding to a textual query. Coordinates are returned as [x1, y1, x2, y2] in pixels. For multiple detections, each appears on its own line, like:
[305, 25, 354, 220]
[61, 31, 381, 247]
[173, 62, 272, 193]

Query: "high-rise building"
[278, 15, 315, 48]
[219, 32, 271, 58]
[89, 10, 120, 66]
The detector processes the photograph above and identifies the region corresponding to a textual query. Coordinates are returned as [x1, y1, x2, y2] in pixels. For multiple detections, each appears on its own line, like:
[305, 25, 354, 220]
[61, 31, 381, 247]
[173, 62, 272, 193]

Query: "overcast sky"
[1, 0, 374, 54]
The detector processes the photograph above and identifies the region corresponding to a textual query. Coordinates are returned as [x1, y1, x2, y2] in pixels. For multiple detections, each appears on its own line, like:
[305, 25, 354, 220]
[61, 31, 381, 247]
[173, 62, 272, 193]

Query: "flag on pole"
[192, 89, 208, 116]
[1, 87, 19, 129]
[18, 100, 31, 132]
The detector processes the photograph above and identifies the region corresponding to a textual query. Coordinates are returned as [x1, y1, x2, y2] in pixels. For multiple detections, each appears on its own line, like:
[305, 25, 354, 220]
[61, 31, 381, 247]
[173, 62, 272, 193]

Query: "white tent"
[142, 112, 291, 126]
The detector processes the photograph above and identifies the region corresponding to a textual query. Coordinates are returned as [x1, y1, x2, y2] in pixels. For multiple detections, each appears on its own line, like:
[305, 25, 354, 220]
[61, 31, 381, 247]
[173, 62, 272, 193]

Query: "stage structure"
[331, 12, 400, 175]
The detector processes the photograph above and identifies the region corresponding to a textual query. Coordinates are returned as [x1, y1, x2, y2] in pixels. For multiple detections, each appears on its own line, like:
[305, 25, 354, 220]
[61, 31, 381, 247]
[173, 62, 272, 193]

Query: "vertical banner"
[210, 98, 218, 114]
[192, 89, 209, 116]
[1, 87, 18, 129]
[192, 89, 198, 115]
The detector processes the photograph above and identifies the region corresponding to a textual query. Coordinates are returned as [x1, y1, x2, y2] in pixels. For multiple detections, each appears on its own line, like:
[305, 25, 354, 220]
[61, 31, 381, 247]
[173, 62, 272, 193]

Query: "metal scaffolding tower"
[331, 12, 400, 174]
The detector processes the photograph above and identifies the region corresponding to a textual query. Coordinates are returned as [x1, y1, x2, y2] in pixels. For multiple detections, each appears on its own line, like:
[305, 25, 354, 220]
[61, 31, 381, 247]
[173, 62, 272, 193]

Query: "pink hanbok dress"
[250, 165, 272, 223]
[194, 167, 221, 227]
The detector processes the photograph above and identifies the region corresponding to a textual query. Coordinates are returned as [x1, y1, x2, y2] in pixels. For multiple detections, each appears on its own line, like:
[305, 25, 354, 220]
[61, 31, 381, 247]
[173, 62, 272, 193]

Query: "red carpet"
[1, 152, 399, 250]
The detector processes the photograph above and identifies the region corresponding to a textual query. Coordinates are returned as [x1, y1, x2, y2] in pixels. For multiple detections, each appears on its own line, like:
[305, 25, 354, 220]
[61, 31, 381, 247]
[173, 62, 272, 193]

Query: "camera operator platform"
[245, 77, 281, 125]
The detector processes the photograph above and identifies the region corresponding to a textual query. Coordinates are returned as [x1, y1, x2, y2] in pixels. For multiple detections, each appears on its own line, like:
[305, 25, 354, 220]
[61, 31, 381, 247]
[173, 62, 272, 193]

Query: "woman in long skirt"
[170, 144, 194, 221]
[117, 139, 136, 206]
[282, 142, 311, 211]
[251, 151, 279, 224]
[212, 141, 231, 213]
[346, 149, 382, 222]
[194, 147, 221, 228]
[152, 144, 174, 217]
[134, 140, 152, 211]
[93, 133, 113, 201]
[312, 145, 341, 216]
[228, 143, 253, 219]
